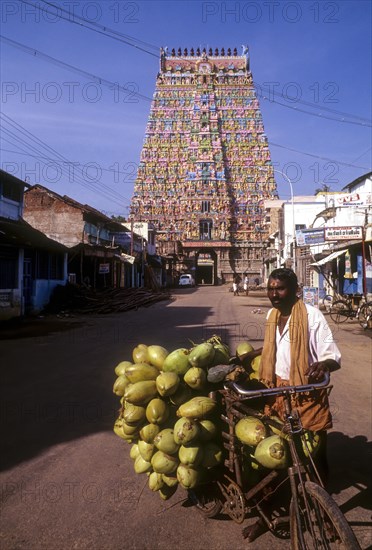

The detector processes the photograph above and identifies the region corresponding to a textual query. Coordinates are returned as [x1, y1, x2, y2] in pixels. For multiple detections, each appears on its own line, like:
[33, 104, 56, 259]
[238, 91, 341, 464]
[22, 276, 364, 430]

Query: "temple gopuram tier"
[130, 46, 278, 285]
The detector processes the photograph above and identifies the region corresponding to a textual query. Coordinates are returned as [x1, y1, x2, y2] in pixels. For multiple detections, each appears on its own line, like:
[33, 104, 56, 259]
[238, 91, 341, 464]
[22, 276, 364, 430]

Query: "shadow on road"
[0, 302, 218, 472]
[0, 316, 87, 340]
[327, 431, 371, 514]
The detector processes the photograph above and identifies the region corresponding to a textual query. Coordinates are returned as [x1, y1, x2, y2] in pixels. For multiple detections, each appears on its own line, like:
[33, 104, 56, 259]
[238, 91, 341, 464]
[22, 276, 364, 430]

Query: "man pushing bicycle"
[240, 268, 341, 543]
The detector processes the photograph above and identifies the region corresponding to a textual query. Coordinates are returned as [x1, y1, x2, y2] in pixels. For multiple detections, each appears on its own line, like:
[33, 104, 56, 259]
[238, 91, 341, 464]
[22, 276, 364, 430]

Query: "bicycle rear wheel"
[329, 300, 351, 324]
[358, 302, 372, 329]
[290, 481, 360, 549]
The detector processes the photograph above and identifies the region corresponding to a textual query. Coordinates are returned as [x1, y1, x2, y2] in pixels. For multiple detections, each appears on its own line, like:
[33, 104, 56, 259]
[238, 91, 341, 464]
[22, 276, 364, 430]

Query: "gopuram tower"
[130, 46, 277, 285]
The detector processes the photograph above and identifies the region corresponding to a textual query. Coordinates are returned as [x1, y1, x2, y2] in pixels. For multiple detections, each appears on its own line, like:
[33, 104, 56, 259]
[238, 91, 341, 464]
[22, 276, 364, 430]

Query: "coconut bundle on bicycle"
[112, 336, 231, 499]
[111, 336, 319, 501]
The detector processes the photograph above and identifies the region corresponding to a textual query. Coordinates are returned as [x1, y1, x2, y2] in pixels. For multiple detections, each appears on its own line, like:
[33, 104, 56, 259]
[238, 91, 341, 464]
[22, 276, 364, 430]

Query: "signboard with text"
[324, 226, 363, 241]
[296, 228, 325, 246]
[99, 263, 110, 274]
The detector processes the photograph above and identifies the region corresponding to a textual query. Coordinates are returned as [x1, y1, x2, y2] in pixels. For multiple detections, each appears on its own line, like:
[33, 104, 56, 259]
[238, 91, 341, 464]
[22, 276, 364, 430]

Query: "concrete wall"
[31, 279, 65, 313]
[0, 289, 22, 321]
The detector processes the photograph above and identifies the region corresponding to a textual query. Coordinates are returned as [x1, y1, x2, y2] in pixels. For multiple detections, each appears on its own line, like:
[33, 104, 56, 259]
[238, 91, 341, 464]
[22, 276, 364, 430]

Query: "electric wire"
[2, 36, 370, 170]
[268, 141, 371, 170]
[2, 32, 370, 129]
[1, 133, 129, 208]
[1, 113, 132, 207]
[20, 0, 371, 126]
[0, 147, 138, 184]
[21, 0, 159, 57]
[3, 6, 371, 198]
[260, 94, 371, 127]
[0, 36, 153, 103]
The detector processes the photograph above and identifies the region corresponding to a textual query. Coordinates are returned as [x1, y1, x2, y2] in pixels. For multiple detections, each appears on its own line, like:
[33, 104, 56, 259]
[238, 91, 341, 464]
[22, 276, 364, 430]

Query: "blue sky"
[1, 0, 371, 216]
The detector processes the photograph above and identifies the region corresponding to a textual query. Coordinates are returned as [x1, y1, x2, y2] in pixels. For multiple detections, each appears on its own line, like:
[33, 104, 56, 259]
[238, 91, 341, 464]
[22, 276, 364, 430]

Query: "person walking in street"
[240, 267, 341, 542]
[232, 274, 240, 296]
[243, 274, 249, 296]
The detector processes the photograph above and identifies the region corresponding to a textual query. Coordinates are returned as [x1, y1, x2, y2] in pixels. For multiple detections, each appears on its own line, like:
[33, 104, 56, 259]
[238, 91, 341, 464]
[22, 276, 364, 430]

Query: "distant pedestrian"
[233, 274, 240, 296]
[243, 275, 249, 296]
[254, 277, 260, 287]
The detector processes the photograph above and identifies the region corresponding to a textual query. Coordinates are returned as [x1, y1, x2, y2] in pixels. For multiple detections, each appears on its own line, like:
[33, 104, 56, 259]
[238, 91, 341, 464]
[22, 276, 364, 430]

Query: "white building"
[264, 172, 372, 296]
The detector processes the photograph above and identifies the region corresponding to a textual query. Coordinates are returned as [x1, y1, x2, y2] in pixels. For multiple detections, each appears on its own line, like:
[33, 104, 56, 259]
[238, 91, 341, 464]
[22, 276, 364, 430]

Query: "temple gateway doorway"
[196, 249, 216, 285]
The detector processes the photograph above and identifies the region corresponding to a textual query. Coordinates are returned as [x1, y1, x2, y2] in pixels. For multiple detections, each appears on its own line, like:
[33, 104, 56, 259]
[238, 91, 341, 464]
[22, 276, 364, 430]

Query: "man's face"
[267, 277, 297, 311]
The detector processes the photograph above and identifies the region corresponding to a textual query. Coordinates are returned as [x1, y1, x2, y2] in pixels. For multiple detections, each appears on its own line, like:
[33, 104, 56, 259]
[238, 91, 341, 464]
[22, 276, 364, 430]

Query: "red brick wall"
[23, 188, 84, 247]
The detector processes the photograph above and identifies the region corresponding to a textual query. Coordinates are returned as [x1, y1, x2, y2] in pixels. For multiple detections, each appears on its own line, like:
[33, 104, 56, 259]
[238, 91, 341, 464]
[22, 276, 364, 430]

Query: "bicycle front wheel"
[329, 300, 351, 323]
[290, 481, 360, 549]
[187, 482, 223, 518]
[358, 302, 372, 329]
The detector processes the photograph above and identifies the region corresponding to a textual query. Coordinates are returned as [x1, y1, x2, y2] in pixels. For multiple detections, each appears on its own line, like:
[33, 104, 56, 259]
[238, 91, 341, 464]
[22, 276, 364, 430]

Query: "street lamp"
[272, 169, 296, 273]
[256, 167, 296, 273]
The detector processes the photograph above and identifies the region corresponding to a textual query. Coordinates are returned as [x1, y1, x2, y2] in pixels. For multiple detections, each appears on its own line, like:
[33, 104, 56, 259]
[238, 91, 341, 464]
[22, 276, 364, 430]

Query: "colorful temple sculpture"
[130, 46, 278, 285]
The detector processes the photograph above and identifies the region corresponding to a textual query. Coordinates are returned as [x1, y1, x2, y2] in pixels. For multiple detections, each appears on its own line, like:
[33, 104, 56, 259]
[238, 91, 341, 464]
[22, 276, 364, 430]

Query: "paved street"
[0, 286, 371, 549]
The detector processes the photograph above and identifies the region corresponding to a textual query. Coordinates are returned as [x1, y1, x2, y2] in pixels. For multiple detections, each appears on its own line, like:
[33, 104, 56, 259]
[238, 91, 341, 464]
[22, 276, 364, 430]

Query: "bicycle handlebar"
[223, 371, 330, 399]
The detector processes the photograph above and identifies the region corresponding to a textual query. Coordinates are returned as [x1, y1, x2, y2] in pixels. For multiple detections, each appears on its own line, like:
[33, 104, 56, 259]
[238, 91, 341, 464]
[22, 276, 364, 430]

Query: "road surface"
[1, 286, 371, 549]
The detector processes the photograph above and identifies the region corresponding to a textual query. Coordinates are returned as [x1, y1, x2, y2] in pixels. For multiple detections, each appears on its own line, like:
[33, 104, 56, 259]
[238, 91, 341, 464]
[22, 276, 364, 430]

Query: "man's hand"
[306, 361, 329, 382]
[306, 359, 340, 382]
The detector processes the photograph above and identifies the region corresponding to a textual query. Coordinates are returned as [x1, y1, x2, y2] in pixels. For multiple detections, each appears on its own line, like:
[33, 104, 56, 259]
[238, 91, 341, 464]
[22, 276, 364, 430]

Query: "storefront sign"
[182, 241, 231, 248]
[295, 228, 325, 246]
[334, 192, 364, 206]
[324, 226, 363, 241]
[99, 263, 110, 274]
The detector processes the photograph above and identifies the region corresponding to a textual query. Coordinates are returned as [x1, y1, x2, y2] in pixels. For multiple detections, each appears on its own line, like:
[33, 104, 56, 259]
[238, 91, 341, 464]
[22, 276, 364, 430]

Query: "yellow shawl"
[260, 300, 309, 386]
[259, 300, 332, 431]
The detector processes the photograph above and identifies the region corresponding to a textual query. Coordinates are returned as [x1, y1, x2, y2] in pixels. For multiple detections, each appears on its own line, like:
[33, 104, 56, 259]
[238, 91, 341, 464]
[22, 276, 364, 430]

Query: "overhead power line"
[1, 112, 131, 207]
[3, 33, 371, 129]
[269, 140, 371, 170]
[0, 147, 138, 184]
[21, 0, 159, 57]
[0, 36, 153, 103]
[20, 0, 372, 127]
[260, 94, 371, 127]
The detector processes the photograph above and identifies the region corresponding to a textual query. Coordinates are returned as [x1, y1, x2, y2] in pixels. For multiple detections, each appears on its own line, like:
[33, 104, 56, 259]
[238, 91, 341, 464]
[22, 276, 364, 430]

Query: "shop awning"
[310, 249, 347, 266]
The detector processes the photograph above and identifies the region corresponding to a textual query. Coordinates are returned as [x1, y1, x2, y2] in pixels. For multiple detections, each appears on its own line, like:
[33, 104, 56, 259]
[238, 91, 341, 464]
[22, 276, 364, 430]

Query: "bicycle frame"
[191, 375, 360, 548]
[216, 374, 332, 529]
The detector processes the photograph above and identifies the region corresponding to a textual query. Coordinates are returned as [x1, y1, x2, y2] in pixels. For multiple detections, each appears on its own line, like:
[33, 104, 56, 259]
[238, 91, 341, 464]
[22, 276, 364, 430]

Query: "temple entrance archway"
[195, 249, 217, 285]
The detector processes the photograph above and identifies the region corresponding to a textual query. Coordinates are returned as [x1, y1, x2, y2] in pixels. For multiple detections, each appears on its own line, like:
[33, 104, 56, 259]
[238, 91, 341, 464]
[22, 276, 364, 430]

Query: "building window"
[199, 219, 212, 240]
[1, 181, 23, 203]
[49, 253, 64, 279]
[201, 201, 210, 213]
[35, 251, 64, 280]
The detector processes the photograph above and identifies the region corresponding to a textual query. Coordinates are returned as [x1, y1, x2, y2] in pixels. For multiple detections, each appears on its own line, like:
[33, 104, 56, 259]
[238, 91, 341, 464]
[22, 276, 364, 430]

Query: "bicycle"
[320, 291, 344, 312]
[188, 373, 360, 549]
[329, 296, 372, 329]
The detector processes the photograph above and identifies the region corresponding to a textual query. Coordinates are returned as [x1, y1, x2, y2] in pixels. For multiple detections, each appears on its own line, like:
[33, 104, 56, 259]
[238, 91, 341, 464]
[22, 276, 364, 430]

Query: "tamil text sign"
[324, 226, 363, 241]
